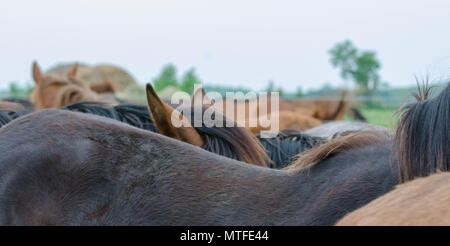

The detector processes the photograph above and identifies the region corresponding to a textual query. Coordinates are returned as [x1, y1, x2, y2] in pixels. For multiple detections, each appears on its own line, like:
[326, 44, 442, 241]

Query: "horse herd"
[0, 62, 448, 225]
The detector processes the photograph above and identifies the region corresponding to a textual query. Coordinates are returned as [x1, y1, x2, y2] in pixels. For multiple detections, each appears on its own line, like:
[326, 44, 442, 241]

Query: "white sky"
[1, 0, 450, 91]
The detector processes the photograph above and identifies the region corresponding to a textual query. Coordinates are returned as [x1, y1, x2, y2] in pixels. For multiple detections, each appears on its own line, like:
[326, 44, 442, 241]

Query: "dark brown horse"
[0, 82, 447, 225]
[0, 109, 394, 225]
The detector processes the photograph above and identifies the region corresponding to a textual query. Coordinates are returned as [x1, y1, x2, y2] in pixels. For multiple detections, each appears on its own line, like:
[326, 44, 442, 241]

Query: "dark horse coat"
[0, 109, 398, 225]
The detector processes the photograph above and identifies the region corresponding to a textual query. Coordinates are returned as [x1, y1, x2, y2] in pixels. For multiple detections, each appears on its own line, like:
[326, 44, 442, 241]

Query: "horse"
[336, 172, 450, 226]
[305, 121, 390, 139]
[1, 82, 445, 225]
[145, 84, 269, 166]
[280, 91, 350, 121]
[46, 62, 136, 92]
[0, 109, 396, 225]
[191, 87, 322, 134]
[30, 62, 117, 109]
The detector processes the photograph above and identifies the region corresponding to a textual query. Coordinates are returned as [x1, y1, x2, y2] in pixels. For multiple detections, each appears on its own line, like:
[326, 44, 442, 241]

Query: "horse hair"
[394, 81, 450, 182]
[256, 129, 326, 168]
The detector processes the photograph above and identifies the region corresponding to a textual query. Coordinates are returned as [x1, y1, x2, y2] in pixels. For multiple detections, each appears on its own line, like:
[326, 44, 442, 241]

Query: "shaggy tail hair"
[395, 81, 450, 182]
[327, 91, 348, 120]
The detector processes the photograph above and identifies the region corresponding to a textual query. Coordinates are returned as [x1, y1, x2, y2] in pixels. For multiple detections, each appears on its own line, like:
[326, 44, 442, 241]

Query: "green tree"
[8, 82, 32, 98]
[329, 40, 382, 98]
[153, 64, 179, 92]
[295, 86, 304, 98]
[329, 40, 358, 80]
[265, 80, 275, 92]
[352, 51, 380, 97]
[180, 68, 202, 93]
[276, 86, 285, 98]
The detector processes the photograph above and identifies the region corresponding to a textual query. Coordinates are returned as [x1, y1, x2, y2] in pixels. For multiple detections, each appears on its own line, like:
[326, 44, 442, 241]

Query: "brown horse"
[146, 84, 269, 167]
[336, 172, 450, 226]
[30, 62, 117, 109]
[191, 87, 322, 134]
[280, 91, 349, 121]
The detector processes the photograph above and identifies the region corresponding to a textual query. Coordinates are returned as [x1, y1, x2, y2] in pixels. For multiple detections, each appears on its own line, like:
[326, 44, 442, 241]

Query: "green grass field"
[346, 108, 399, 128]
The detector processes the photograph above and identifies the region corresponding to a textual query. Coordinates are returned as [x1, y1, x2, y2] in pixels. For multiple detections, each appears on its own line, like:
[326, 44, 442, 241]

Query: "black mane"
[256, 129, 326, 168]
[63, 102, 158, 132]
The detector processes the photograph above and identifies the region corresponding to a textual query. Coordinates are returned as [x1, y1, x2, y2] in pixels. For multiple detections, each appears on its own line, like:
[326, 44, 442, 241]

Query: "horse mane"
[286, 130, 391, 170]
[256, 129, 326, 168]
[394, 81, 450, 182]
[63, 102, 158, 132]
[183, 106, 270, 166]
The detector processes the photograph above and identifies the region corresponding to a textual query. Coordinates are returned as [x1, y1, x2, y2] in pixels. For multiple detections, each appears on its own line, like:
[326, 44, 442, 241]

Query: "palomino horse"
[336, 172, 450, 226]
[46, 62, 136, 92]
[30, 62, 117, 109]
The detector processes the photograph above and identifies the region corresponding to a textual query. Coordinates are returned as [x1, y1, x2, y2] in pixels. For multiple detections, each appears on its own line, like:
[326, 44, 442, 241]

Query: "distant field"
[346, 108, 399, 128]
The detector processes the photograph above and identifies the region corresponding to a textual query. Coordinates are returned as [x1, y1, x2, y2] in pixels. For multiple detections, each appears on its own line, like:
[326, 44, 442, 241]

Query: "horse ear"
[67, 63, 79, 78]
[191, 86, 211, 106]
[32, 61, 43, 84]
[146, 83, 204, 147]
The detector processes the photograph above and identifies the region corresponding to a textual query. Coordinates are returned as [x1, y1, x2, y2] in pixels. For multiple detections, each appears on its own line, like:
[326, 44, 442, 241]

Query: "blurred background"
[1, 0, 450, 127]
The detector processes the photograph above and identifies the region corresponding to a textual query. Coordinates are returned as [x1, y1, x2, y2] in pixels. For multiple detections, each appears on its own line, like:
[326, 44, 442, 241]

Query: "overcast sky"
[1, 0, 450, 91]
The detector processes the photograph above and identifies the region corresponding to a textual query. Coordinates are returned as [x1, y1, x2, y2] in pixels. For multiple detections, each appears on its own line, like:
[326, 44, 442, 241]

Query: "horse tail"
[394, 81, 450, 182]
